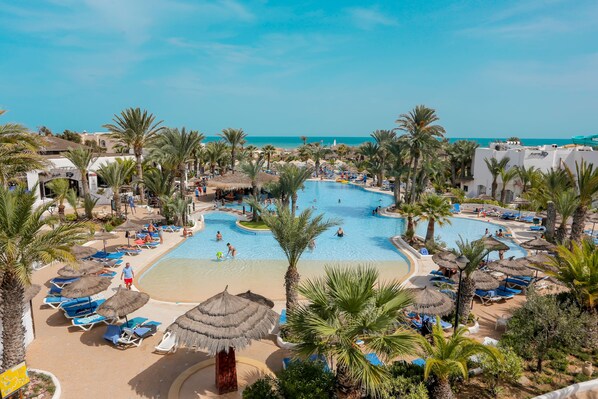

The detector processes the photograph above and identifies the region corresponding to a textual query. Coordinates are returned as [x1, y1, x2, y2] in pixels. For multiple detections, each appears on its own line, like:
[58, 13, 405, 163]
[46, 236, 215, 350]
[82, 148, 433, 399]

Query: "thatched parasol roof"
[208, 172, 279, 190]
[520, 237, 556, 251]
[524, 253, 559, 273]
[512, 197, 530, 205]
[236, 290, 274, 309]
[486, 258, 534, 277]
[96, 287, 150, 319]
[479, 236, 510, 252]
[477, 194, 494, 200]
[112, 219, 143, 232]
[58, 261, 104, 277]
[432, 251, 459, 270]
[24, 284, 41, 303]
[61, 276, 111, 299]
[167, 288, 278, 356]
[71, 245, 97, 260]
[93, 232, 119, 241]
[452, 270, 500, 291]
[406, 286, 454, 316]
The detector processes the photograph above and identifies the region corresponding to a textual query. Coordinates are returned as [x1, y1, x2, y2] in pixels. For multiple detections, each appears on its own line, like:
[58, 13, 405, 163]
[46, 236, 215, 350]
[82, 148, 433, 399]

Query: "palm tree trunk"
[315, 160, 320, 176]
[267, 155, 271, 170]
[425, 218, 435, 242]
[491, 177, 498, 199]
[393, 177, 401, 206]
[545, 201, 556, 242]
[405, 158, 414, 201]
[231, 148, 236, 174]
[1, 272, 26, 372]
[431, 378, 454, 399]
[555, 223, 567, 244]
[407, 216, 414, 237]
[336, 364, 361, 399]
[285, 264, 300, 312]
[500, 187, 507, 204]
[291, 193, 298, 217]
[409, 156, 420, 204]
[458, 276, 476, 324]
[570, 204, 587, 243]
[113, 191, 121, 214]
[135, 153, 145, 204]
[180, 166, 186, 197]
[81, 173, 92, 219]
[58, 203, 65, 220]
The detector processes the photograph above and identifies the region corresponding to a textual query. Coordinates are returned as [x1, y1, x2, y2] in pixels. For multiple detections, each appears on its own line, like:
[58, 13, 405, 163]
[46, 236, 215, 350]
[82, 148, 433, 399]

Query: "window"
[463, 185, 468, 192]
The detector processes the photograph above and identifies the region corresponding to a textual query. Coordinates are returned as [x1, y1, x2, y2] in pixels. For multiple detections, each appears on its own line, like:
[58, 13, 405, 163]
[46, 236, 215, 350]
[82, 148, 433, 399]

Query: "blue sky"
[1, 0, 597, 138]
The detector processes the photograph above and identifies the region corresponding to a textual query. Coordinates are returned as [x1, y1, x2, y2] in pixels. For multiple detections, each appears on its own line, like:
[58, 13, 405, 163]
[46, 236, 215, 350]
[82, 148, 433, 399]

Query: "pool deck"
[25, 185, 561, 398]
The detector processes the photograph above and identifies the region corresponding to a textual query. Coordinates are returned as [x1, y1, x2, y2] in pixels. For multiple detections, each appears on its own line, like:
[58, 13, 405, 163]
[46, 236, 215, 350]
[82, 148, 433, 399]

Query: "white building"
[469, 142, 598, 201]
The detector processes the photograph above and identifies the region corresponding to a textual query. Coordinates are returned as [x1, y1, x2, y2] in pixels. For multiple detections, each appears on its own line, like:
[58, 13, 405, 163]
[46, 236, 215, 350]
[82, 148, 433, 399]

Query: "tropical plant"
[240, 159, 264, 198]
[0, 186, 90, 371]
[66, 189, 79, 219]
[279, 164, 313, 216]
[288, 266, 418, 398]
[400, 203, 421, 243]
[483, 157, 510, 200]
[378, 362, 429, 399]
[151, 128, 205, 196]
[277, 360, 336, 399]
[260, 202, 339, 311]
[299, 136, 308, 146]
[498, 167, 518, 203]
[45, 179, 71, 220]
[306, 143, 329, 177]
[479, 346, 524, 398]
[103, 107, 163, 203]
[96, 160, 135, 213]
[566, 160, 598, 243]
[64, 147, 97, 218]
[370, 130, 396, 185]
[386, 140, 409, 205]
[545, 241, 598, 310]
[219, 128, 247, 174]
[83, 195, 99, 219]
[163, 195, 189, 225]
[514, 165, 538, 194]
[418, 194, 452, 243]
[448, 140, 478, 184]
[553, 189, 579, 244]
[242, 377, 279, 399]
[453, 237, 488, 323]
[417, 318, 498, 399]
[205, 141, 228, 174]
[396, 105, 446, 203]
[261, 144, 276, 170]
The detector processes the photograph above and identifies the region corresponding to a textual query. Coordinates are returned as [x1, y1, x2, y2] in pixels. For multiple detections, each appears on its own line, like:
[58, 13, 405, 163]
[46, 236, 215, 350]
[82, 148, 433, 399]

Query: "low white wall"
[532, 378, 598, 399]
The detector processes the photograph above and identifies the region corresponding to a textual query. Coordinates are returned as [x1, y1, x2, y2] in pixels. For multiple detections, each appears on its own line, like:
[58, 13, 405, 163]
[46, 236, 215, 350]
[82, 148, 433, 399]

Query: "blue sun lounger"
[496, 286, 520, 297]
[412, 358, 426, 368]
[47, 296, 91, 309]
[48, 286, 62, 296]
[72, 314, 110, 331]
[50, 277, 79, 288]
[63, 299, 105, 319]
[365, 353, 384, 366]
[504, 277, 532, 288]
[430, 270, 445, 277]
[279, 309, 287, 325]
[475, 289, 504, 305]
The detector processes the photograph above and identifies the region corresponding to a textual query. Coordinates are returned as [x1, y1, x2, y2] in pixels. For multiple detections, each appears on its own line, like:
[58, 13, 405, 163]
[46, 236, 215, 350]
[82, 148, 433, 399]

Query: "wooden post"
[215, 348, 238, 394]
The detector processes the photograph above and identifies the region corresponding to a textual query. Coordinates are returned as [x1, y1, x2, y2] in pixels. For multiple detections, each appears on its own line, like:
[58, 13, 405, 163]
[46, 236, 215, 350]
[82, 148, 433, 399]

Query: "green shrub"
[104, 223, 115, 232]
[547, 351, 568, 373]
[242, 377, 279, 399]
[378, 376, 429, 399]
[463, 198, 501, 206]
[480, 346, 524, 397]
[65, 214, 78, 222]
[277, 360, 336, 399]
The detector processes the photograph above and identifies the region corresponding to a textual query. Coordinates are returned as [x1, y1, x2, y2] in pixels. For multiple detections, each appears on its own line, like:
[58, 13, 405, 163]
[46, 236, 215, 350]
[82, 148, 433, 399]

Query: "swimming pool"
[138, 181, 525, 301]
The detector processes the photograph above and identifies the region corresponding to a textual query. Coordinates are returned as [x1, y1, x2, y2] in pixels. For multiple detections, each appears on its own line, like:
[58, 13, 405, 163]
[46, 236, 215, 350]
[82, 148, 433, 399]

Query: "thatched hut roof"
[236, 290, 274, 309]
[452, 270, 500, 291]
[208, 172, 279, 190]
[112, 219, 143, 232]
[486, 258, 534, 277]
[520, 237, 556, 252]
[97, 287, 149, 319]
[71, 245, 97, 260]
[432, 251, 459, 270]
[479, 236, 510, 252]
[61, 276, 111, 298]
[167, 288, 277, 356]
[93, 232, 119, 241]
[406, 286, 454, 316]
[58, 261, 104, 277]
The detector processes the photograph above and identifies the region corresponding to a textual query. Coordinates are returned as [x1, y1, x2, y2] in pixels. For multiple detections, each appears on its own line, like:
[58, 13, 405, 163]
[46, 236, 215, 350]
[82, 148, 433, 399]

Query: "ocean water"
[203, 135, 573, 149]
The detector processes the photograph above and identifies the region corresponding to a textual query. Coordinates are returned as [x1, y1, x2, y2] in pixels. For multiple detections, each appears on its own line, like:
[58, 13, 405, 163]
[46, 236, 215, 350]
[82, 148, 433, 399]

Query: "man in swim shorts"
[226, 243, 237, 258]
[121, 262, 134, 290]
[335, 227, 344, 237]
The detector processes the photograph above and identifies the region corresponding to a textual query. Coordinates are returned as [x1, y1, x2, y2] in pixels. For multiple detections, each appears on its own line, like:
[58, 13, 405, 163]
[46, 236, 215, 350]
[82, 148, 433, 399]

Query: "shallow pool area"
[138, 181, 526, 301]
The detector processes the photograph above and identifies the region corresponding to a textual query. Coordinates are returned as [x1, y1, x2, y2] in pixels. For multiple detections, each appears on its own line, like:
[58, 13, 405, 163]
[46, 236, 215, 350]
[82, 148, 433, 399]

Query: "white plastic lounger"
[71, 314, 109, 331]
[154, 331, 177, 354]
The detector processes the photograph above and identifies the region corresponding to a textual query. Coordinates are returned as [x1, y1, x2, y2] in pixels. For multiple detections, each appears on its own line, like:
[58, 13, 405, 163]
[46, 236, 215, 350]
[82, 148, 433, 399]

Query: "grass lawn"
[239, 220, 270, 230]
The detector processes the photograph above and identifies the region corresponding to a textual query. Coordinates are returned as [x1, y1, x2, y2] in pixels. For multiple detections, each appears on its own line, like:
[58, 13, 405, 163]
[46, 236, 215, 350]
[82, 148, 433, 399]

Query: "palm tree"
[219, 128, 247, 174]
[260, 202, 339, 311]
[370, 129, 396, 185]
[399, 203, 421, 243]
[499, 167, 518, 203]
[103, 108, 164, 204]
[96, 160, 135, 213]
[419, 194, 452, 243]
[418, 318, 498, 399]
[396, 105, 446, 203]
[484, 157, 510, 200]
[306, 143, 329, 177]
[567, 160, 598, 243]
[515, 165, 538, 194]
[553, 189, 579, 244]
[64, 147, 97, 218]
[240, 159, 264, 198]
[299, 136, 308, 146]
[454, 237, 488, 323]
[288, 266, 418, 398]
[45, 179, 71, 220]
[387, 140, 409, 205]
[205, 141, 228, 174]
[261, 144, 276, 170]
[0, 186, 90, 371]
[449, 140, 478, 184]
[545, 240, 598, 311]
[143, 168, 175, 211]
[359, 142, 382, 186]
[279, 164, 313, 216]
[151, 128, 205, 196]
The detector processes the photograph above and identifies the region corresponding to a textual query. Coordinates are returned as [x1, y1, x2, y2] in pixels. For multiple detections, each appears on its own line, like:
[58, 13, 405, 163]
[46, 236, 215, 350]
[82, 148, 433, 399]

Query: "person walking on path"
[121, 263, 134, 290]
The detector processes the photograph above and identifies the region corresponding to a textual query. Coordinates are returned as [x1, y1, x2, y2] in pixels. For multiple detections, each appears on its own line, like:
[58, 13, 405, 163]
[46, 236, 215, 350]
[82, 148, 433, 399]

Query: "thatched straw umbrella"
[520, 237, 556, 252]
[208, 172, 279, 191]
[24, 285, 41, 303]
[57, 261, 104, 277]
[236, 290, 274, 308]
[479, 236, 510, 252]
[61, 276, 111, 299]
[432, 251, 459, 270]
[451, 270, 500, 291]
[166, 288, 278, 394]
[71, 245, 97, 260]
[93, 232, 119, 252]
[112, 219, 143, 245]
[486, 258, 534, 288]
[96, 287, 150, 325]
[406, 286, 454, 316]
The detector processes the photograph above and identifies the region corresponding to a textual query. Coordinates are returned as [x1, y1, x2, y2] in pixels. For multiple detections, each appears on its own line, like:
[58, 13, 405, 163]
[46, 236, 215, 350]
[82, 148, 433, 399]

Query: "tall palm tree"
[306, 143, 329, 177]
[396, 105, 446, 203]
[45, 179, 71, 220]
[279, 164, 313, 216]
[288, 266, 418, 398]
[449, 140, 478, 184]
[260, 202, 339, 311]
[499, 167, 518, 203]
[142, 168, 175, 212]
[418, 318, 498, 399]
[399, 203, 421, 243]
[151, 128, 205, 196]
[566, 160, 598, 243]
[299, 136, 308, 146]
[419, 194, 452, 243]
[205, 141, 228, 174]
[387, 140, 409, 205]
[553, 189, 579, 244]
[64, 147, 97, 218]
[454, 237, 488, 324]
[96, 160, 135, 213]
[484, 157, 510, 200]
[359, 142, 382, 186]
[545, 240, 598, 311]
[240, 159, 264, 198]
[370, 129, 396, 185]
[0, 186, 90, 371]
[261, 144, 276, 170]
[103, 108, 164, 204]
[219, 128, 247, 174]
[515, 165, 538, 194]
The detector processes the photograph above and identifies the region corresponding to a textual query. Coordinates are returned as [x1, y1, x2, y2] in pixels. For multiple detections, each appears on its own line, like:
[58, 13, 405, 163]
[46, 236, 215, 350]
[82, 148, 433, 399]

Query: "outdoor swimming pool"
[138, 181, 526, 301]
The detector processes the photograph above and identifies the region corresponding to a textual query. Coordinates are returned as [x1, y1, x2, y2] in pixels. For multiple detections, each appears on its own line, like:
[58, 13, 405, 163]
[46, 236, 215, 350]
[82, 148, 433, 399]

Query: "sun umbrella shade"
[236, 290, 274, 309]
[112, 219, 143, 232]
[208, 172, 279, 191]
[479, 236, 510, 252]
[96, 287, 150, 319]
[452, 270, 500, 291]
[406, 286, 454, 316]
[58, 261, 104, 277]
[432, 251, 459, 270]
[71, 245, 97, 260]
[520, 237, 556, 252]
[167, 289, 278, 356]
[61, 276, 111, 298]
[93, 232, 119, 241]
[486, 258, 534, 277]
[23, 284, 41, 303]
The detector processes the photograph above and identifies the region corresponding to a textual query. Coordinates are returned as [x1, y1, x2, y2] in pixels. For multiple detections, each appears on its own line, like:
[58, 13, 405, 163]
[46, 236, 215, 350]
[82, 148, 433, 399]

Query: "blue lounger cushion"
[279, 309, 287, 325]
[121, 317, 148, 329]
[412, 358, 426, 367]
[365, 353, 383, 366]
[63, 299, 105, 318]
[504, 277, 531, 287]
[495, 287, 517, 297]
[73, 314, 107, 328]
[430, 270, 445, 276]
[103, 324, 122, 344]
[60, 297, 93, 309]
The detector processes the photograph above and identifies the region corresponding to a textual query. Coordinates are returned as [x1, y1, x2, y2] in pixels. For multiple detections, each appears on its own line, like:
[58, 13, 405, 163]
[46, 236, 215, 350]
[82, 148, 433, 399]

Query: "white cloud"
[345, 6, 397, 30]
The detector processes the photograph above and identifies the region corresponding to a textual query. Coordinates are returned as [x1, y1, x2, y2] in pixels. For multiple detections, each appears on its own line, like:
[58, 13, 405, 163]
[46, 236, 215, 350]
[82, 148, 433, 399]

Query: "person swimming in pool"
[226, 243, 237, 258]
[335, 227, 344, 237]
[216, 231, 222, 241]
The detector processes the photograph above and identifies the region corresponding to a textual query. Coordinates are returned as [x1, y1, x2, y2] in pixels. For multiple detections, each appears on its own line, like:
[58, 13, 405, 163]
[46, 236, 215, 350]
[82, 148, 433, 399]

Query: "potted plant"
[276, 326, 300, 349]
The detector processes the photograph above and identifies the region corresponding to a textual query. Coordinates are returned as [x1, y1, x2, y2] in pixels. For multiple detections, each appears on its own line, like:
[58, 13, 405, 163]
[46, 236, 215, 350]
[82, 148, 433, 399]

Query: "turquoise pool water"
[138, 181, 525, 301]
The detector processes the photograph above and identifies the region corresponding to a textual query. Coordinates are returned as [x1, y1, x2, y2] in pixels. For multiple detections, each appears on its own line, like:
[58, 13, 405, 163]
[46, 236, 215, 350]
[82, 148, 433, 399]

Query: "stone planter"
[276, 332, 299, 350]
[582, 361, 594, 377]
[468, 320, 480, 334]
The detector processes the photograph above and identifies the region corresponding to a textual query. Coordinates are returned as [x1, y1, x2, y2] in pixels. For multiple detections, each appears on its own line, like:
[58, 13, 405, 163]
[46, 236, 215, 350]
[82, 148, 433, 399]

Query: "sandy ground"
[24, 186, 571, 398]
